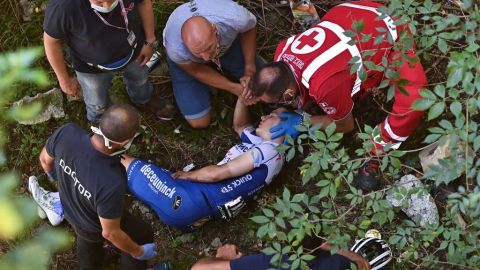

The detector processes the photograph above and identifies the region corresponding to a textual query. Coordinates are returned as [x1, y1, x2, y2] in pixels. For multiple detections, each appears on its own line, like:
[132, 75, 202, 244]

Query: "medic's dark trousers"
[70, 212, 153, 270]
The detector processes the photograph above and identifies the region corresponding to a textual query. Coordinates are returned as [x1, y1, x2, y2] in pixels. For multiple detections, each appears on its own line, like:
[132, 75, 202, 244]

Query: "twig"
[401, 142, 437, 153]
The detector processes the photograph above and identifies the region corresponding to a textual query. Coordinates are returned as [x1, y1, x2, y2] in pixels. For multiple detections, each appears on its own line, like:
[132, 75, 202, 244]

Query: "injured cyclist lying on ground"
[29, 99, 288, 231]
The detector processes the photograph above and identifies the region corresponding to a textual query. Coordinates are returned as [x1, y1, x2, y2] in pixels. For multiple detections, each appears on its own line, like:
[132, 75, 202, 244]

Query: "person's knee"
[187, 113, 211, 129]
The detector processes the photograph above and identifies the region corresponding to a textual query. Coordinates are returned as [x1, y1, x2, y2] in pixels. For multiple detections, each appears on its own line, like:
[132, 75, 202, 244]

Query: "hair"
[99, 104, 140, 142]
[251, 62, 296, 99]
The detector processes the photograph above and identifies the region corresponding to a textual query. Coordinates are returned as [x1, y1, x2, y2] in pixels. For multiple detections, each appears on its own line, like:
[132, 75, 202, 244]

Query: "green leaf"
[358, 67, 367, 82]
[317, 180, 330, 187]
[473, 136, 480, 151]
[325, 122, 336, 137]
[275, 216, 286, 229]
[447, 68, 463, 87]
[286, 147, 295, 162]
[424, 134, 441, 143]
[251, 216, 269, 224]
[352, 19, 365, 33]
[390, 157, 401, 169]
[386, 85, 395, 102]
[465, 43, 479, 53]
[439, 120, 453, 130]
[420, 89, 436, 99]
[292, 193, 305, 203]
[262, 247, 276, 255]
[449, 101, 462, 117]
[439, 241, 448, 250]
[437, 38, 448, 54]
[427, 102, 445, 120]
[318, 186, 329, 198]
[433, 85, 445, 98]
[262, 208, 274, 218]
[412, 98, 435, 111]
[283, 188, 291, 202]
[256, 224, 269, 238]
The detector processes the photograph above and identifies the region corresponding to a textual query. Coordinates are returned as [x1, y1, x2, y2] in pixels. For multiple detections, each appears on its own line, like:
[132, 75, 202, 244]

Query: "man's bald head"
[251, 62, 296, 99]
[181, 16, 217, 58]
[99, 104, 140, 142]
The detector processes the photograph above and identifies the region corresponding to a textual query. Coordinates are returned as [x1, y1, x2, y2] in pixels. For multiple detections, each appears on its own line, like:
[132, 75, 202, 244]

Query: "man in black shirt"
[43, 0, 163, 123]
[38, 104, 156, 270]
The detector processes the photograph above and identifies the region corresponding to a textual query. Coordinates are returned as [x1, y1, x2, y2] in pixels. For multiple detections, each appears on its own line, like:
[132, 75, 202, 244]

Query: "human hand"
[172, 171, 188, 179]
[136, 45, 154, 66]
[269, 112, 303, 140]
[133, 243, 157, 260]
[239, 83, 258, 106]
[216, 244, 242, 260]
[59, 76, 80, 97]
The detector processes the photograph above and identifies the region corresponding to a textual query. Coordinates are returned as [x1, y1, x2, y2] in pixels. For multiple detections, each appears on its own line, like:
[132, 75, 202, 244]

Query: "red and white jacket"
[274, 1, 399, 121]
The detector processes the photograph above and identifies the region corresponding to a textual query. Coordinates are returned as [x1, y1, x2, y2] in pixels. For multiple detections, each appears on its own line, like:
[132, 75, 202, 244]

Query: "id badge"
[127, 31, 136, 47]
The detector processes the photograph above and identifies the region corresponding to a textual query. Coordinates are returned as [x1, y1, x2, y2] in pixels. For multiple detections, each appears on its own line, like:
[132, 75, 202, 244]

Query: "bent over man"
[249, 1, 427, 188]
[38, 105, 156, 270]
[163, 0, 263, 128]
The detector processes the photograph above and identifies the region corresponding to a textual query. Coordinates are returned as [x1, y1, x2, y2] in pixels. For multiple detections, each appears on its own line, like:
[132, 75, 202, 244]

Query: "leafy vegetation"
[252, 1, 480, 269]
[1, 0, 479, 269]
[0, 48, 69, 269]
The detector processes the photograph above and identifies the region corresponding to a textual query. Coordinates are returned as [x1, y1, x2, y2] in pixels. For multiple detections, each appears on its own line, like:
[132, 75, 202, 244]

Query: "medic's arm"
[310, 113, 354, 133]
[309, 71, 355, 133]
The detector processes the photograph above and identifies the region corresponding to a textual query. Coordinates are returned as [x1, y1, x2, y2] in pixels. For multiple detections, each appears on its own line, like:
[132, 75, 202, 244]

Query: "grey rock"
[210, 237, 222, 248]
[12, 88, 65, 125]
[386, 174, 439, 227]
[130, 200, 154, 221]
[19, 0, 35, 21]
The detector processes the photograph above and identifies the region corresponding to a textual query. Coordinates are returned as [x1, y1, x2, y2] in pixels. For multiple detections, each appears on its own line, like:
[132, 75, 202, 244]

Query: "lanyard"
[212, 58, 223, 73]
[93, 0, 130, 33]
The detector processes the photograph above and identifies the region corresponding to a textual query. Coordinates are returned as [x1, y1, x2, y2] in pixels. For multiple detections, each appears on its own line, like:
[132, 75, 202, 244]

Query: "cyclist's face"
[257, 108, 288, 136]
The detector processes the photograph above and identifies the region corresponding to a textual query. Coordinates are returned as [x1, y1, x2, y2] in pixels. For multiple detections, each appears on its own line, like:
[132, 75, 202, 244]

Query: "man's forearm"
[184, 165, 229, 183]
[137, 0, 155, 42]
[240, 27, 257, 76]
[233, 99, 251, 133]
[179, 63, 241, 95]
[310, 115, 354, 133]
[39, 147, 54, 173]
[310, 115, 334, 130]
[44, 32, 69, 83]
[192, 257, 231, 270]
[103, 229, 143, 257]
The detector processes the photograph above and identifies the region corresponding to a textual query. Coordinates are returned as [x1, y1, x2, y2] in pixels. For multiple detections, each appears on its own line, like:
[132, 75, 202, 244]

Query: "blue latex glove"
[134, 243, 157, 260]
[269, 112, 303, 140]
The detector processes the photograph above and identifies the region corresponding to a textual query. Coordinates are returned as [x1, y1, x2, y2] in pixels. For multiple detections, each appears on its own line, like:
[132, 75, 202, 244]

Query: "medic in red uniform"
[249, 1, 428, 190]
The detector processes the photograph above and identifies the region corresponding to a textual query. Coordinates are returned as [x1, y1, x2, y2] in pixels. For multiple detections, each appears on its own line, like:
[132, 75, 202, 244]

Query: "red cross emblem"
[291, 27, 326, 54]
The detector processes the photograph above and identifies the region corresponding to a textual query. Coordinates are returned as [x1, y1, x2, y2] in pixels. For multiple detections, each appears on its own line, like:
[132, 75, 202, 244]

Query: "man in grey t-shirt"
[163, 0, 263, 128]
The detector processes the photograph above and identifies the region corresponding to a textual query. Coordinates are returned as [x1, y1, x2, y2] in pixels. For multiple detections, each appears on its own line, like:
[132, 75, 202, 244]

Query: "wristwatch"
[144, 40, 159, 49]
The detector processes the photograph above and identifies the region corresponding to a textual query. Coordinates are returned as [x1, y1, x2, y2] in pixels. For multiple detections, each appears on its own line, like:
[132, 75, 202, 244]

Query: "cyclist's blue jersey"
[126, 127, 284, 231]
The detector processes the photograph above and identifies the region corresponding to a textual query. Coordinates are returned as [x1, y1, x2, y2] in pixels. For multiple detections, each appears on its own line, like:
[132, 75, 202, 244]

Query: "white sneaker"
[28, 176, 64, 226]
[38, 206, 47, 219]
